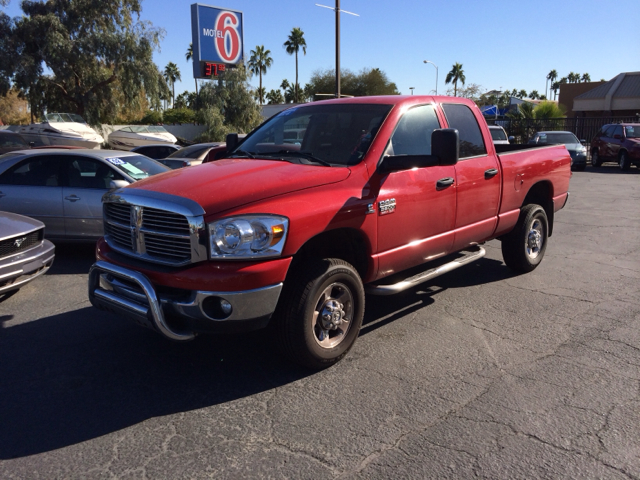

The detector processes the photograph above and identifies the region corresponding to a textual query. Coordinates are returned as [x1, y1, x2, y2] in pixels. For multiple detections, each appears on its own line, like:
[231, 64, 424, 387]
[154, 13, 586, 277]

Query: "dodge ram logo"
[13, 236, 27, 248]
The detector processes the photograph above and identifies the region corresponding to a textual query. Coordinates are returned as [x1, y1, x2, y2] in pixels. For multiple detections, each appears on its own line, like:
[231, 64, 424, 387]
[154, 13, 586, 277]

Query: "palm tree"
[529, 90, 540, 100]
[444, 63, 465, 96]
[518, 89, 528, 99]
[247, 45, 273, 105]
[568, 72, 579, 83]
[283, 28, 307, 103]
[266, 89, 284, 104]
[163, 62, 181, 108]
[253, 87, 266, 104]
[546, 69, 558, 99]
[581, 73, 591, 83]
[185, 43, 198, 95]
[551, 81, 560, 100]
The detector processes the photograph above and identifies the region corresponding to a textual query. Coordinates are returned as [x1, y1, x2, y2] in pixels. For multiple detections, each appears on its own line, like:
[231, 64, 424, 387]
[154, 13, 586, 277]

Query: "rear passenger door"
[608, 125, 624, 160]
[62, 156, 126, 239]
[442, 103, 501, 251]
[0, 154, 65, 237]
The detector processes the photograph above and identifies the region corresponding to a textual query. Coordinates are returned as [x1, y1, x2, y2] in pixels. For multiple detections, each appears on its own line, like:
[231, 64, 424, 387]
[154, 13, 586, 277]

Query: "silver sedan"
[0, 149, 170, 241]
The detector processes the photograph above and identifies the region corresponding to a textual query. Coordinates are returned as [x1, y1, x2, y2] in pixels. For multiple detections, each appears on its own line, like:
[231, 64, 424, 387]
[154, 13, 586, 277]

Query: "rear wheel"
[591, 150, 602, 167]
[619, 151, 631, 171]
[275, 258, 365, 369]
[501, 204, 548, 273]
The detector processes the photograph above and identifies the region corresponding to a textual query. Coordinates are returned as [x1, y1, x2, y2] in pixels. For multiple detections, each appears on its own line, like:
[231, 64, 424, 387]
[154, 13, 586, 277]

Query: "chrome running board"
[366, 246, 486, 296]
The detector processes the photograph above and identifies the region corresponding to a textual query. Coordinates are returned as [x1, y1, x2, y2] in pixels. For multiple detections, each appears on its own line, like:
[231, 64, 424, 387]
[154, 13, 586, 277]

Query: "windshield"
[0, 133, 28, 148]
[624, 125, 640, 138]
[168, 144, 213, 159]
[45, 113, 87, 123]
[103, 154, 169, 180]
[237, 103, 393, 166]
[490, 127, 507, 141]
[538, 133, 579, 144]
[147, 126, 168, 133]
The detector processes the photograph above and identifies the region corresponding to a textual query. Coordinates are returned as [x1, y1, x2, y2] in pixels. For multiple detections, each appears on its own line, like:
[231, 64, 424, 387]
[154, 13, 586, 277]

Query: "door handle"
[436, 177, 455, 189]
[485, 168, 499, 179]
[65, 195, 81, 202]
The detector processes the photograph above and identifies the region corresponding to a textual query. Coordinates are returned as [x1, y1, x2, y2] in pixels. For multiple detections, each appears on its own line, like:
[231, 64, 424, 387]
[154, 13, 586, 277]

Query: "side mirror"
[580, 139, 586, 144]
[109, 179, 129, 190]
[226, 133, 239, 152]
[508, 136, 515, 143]
[29, 141, 35, 148]
[431, 128, 459, 166]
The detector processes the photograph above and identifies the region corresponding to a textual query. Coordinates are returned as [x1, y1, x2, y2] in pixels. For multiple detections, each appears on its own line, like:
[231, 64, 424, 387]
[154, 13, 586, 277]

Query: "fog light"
[220, 299, 232, 315]
[202, 296, 233, 319]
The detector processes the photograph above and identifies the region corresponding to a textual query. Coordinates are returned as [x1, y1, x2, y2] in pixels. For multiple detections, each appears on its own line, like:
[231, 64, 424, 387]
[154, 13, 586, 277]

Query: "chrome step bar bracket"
[366, 246, 486, 296]
[88, 260, 195, 341]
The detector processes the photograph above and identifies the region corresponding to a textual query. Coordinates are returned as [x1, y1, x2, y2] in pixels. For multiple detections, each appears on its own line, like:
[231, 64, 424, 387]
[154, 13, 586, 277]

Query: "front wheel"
[591, 150, 602, 167]
[275, 258, 365, 369]
[501, 204, 549, 273]
[619, 151, 631, 171]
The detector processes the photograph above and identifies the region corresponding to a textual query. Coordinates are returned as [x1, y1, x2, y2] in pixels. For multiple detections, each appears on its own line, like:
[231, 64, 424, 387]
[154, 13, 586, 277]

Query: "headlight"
[208, 215, 288, 259]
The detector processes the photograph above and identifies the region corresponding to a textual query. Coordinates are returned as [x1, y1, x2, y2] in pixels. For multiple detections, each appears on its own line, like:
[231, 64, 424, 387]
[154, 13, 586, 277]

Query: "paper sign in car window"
[106, 157, 125, 165]
[118, 163, 145, 175]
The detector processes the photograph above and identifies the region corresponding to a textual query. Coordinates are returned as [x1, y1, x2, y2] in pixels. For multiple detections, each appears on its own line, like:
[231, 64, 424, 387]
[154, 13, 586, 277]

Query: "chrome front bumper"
[0, 240, 55, 294]
[88, 261, 283, 341]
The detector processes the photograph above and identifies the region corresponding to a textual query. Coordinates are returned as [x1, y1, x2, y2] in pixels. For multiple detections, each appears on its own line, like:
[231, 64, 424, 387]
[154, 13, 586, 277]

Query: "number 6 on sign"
[215, 11, 241, 64]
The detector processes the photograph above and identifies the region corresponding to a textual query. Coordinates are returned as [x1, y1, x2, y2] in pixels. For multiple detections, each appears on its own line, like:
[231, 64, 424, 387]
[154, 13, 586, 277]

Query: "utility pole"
[316, 1, 359, 98]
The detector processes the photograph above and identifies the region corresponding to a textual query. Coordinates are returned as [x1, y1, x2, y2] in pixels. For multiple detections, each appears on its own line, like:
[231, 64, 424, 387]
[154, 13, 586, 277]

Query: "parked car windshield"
[236, 103, 393, 166]
[489, 128, 507, 141]
[104, 154, 169, 180]
[624, 126, 640, 138]
[538, 133, 579, 144]
[167, 144, 214, 159]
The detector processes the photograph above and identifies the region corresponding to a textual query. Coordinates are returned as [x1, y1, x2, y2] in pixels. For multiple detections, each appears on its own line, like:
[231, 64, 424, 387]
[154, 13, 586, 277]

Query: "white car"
[488, 125, 511, 145]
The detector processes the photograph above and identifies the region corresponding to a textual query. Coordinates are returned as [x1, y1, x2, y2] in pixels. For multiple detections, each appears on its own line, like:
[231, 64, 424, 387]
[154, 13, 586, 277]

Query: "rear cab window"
[442, 104, 487, 159]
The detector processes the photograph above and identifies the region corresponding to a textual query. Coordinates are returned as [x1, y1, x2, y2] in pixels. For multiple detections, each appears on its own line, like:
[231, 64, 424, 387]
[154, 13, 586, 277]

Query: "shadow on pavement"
[0, 255, 515, 459]
[46, 242, 97, 276]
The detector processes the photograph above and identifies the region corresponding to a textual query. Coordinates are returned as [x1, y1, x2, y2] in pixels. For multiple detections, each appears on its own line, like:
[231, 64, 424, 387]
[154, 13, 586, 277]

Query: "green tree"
[283, 27, 306, 103]
[546, 69, 557, 99]
[253, 86, 266, 104]
[266, 89, 284, 104]
[197, 64, 262, 137]
[581, 73, 591, 83]
[445, 83, 482, 102]
[551, 81, 560, 100]
[247, 45, 273, 105]
[533, 100, 566, 119]
[185, 43, 198, 94]
[529, 90, 540, 100]
[307, 67, 399, 99]
[445, 62, 465, 96]
[518, 89, 528, 99]
[7, 0, 167, 124]
[567, 72, 579, 83]
[164, 62, 181, 108]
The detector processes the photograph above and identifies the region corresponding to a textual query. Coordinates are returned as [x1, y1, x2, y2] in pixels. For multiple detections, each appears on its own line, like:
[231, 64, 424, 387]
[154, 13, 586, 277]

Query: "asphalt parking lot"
[1, 163, 639, 479]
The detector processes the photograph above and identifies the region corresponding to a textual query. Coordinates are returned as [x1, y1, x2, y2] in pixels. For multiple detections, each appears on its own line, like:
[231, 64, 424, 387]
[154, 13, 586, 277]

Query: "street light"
[423, 60, 438, 95]
[409, 87, 415, 95]
[316, 1, 359, 98]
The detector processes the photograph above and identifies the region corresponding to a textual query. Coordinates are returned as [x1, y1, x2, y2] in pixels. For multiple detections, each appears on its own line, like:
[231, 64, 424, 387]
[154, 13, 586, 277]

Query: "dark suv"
[590, 123, 640, 171]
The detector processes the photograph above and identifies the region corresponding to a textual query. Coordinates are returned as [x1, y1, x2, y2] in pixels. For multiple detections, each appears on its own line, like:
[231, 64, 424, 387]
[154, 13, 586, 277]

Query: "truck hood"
[131, 158, 351, 215]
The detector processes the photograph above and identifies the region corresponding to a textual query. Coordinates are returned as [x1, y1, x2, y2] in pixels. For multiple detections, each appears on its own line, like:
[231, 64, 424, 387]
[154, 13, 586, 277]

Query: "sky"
[3, 0, 640, 100]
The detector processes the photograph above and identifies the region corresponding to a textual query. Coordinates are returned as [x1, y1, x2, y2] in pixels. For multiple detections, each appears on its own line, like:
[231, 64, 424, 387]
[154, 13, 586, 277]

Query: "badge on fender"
[379, 198, 396, 215]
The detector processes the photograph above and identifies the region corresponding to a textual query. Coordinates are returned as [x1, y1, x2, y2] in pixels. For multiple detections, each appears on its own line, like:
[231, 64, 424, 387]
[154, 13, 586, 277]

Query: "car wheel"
[501, 204, 548, 273]
[276, 258, 365, 369]
[591, 150, 602, 167]
[619, 151, 631, 171]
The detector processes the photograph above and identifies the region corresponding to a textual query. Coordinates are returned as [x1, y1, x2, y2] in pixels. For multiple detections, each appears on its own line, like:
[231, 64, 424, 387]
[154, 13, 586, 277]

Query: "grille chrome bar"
[102, 189, 207, 267]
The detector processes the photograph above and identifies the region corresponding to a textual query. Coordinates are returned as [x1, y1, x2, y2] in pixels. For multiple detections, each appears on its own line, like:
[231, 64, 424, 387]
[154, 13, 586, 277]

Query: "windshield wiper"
[230, 149, 255, 159]
[270, 150, 332, 166]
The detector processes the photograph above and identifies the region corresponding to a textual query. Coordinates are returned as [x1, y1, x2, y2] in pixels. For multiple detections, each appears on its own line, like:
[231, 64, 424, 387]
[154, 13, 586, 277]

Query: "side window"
[0, 155, 61, 186]
[604, 125, 617, 137]
[387, 105, 440, 156]
[66, 157, 124, 189]
[442, 104, 487, 159]
[612, 125, 623, 138]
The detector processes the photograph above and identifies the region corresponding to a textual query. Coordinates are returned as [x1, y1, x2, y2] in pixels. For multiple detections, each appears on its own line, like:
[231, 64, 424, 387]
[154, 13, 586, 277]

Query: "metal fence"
[485, 116, 639, 146]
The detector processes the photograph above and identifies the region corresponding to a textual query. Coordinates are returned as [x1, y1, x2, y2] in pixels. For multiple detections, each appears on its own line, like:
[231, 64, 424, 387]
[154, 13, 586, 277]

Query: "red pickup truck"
[89, 96, 571, 368]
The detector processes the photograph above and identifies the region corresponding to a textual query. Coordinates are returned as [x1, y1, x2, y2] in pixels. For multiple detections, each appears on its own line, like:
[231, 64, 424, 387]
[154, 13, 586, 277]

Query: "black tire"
[591, 150, 602, 167]
[501, 204, 549, 273]
[275, 258, 365, 369]
[619, 151, 631, 171]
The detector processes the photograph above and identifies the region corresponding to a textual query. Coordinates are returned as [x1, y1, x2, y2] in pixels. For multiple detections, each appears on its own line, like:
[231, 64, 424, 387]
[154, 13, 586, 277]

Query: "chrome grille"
[103, 199, 206, 266]
[0, 229, 43, 259]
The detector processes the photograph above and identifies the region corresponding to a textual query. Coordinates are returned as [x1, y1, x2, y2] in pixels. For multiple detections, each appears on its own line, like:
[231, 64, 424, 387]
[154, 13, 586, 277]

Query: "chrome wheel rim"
[526, 218, 543, 259]
[311, 282, 353, 349]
